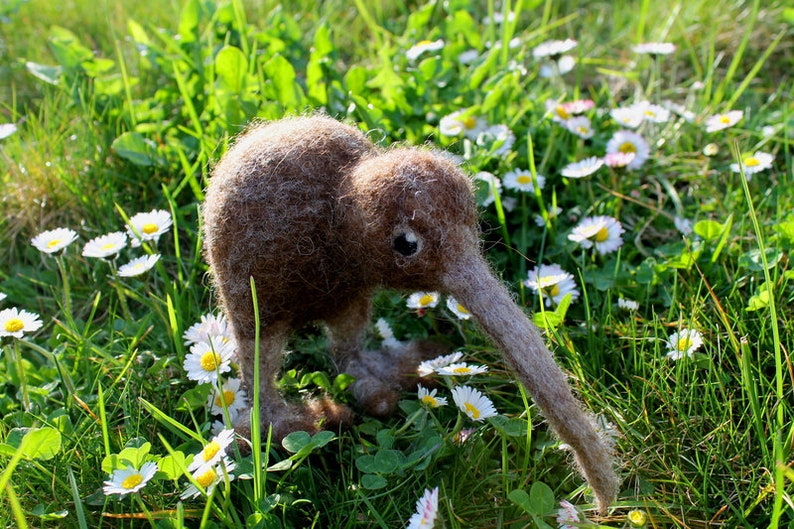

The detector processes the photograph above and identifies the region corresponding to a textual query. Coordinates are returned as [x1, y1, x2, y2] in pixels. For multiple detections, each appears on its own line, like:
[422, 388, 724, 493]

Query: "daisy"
[103, 461, 158, 497]
[534, 206, 563, 227]
[407, 487, 439, 529]
[638, 102, 671, 123]
[545, 99, 574, 122]
[561, 157, 604, 178]
[437, 363, 489, 376]
[663, 100, 696, 122]
[126, 209, 172, 247]
[476, 124, 515, 155]
[417, 385, 447, 408]
[524, 264, 580, 307]
[0, 292, 6, 302]
[82, 232, 128, 258]
[417, 351, 464, 377]
[183, 337, 236, 384]
[406, 39, 444, 61]
[564, 116, 594, 139]
[665, 328, 704, 360]
[457, 49, 479, 65]
[568, 216, 625, 255]
[181, 457, 236, 500]
[632, 42, 676, 55]
[31, 227, 78, 254]
[532, 38, 577, 59]
[502, 169, 545, 193]
[730, 151, 774, 178]
[375, 318, 402, 349]
[556, 500, 586, 529]
[474, 171, 502, 207]
[0, 123, 18, 139]
[117, 254, 160, 277]
[451, 385, 497, 421]
[704, 110, 743, 133]
[539, 55, 576, 78]
[439, 110, 487, 140]
[208, 378, 248, 420]
[446, 296, 472, 320]
[184, 313, 233, 347]
[0, 307, 43, 338]
[406, 292, 440, 310]
[605, 130, 650, 170]
[188, 429, 236, 472]
[618, 298, 639, 311]
[604, 151, 636, 168]
[610, 105, 645, 129]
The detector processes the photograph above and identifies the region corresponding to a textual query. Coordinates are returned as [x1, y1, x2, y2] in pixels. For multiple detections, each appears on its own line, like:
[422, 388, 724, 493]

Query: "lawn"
[1, 0, 793, 527]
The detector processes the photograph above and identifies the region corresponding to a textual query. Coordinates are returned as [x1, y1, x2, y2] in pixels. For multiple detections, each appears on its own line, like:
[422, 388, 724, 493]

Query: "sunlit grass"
[1, 0, 793, 527]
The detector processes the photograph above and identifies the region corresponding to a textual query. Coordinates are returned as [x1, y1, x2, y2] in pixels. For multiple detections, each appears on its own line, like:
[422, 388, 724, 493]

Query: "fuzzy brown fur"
[202, 115, 618, 513]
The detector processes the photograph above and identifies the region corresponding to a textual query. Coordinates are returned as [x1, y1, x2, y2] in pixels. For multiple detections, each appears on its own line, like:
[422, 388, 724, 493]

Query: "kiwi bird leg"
[442, 251, 619, 514]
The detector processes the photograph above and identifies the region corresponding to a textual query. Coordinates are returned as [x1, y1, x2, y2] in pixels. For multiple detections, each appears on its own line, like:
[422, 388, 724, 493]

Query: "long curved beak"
[442, 252, 618, 513]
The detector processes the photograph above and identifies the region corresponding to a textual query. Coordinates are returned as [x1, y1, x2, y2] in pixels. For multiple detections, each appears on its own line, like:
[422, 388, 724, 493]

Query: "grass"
[1, 0, 793, 527]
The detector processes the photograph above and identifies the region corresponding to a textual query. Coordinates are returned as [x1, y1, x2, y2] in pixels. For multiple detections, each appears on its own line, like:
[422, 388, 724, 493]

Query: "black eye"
[393, 231, 420, 257]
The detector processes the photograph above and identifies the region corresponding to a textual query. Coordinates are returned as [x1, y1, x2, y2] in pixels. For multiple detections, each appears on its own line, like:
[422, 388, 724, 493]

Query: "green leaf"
[355, 455, 377, 473]
[306, 24, 334, 105]
[507, 489, 533, 513]
[372, 449, 403, 474]
[176, 383, 212, 412]
[158, 451, 188, 480]
[26, 61, 63, 85]
[281, 431, 312, 454]
[693, 219, 726, 241]
[215, 45, 248, 93]
[263, 54, 306, 110]
[48, 26, 94, 70]
[101, 442, 152, 473]
[738, 248, 782, 271]
[311, 430, 336, 449]
[361, 473, 387, 490]
[2, 427, 62, 461]
[529, 481, 556, 516]
[111, 131, 159, 166]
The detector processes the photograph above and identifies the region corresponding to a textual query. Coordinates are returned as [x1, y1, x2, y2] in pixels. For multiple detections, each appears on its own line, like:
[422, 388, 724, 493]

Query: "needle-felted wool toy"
[202, 115, 619, 513]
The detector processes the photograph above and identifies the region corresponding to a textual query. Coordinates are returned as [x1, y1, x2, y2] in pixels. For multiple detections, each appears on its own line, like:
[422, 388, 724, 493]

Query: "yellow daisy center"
[201, 441, 221, 462]
[416, 39, 433, 46]
[200, 351, 221, 372]
[516, 174, 534, 185]
[556, 105, 571, 120]
[46, 239, 62, 249]
[619, 142, 637, 154]
[594, 226, 610, 242]
[464, 402, 481, 419]
[5, 318, 24, 333]
[576, 126, 589, 135]
[142, 223, 159, 234]
[196, 468, 217, 488]
[461, 116, 477, 129]
[456, 304, 469, 315]
[101, 242, 117, 251]
[216, 390, 236, 407]
[744, 157, 759, 167]
[418, 294, 435, 307]
[421, 395, 438, 406]
[676, 337, 692, 352]
[719, 115, 732, 124]
[452, 366, 471, 374]
[121, 473, 144, 490]
[543, 284, 561, 297]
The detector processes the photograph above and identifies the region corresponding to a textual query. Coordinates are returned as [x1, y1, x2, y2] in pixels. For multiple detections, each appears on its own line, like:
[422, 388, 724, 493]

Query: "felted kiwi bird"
[202, 115, 618, 512]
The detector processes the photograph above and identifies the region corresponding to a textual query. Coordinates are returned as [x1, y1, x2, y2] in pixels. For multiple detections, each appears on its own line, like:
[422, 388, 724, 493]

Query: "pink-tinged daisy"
[561, 157, 604, 178]
[0, 307, 43, 338]
[557, 499, 587, 529]
[451, 385, 497, 421]
[406, 39, 444, 61]
[406, 292, 440, 310]
[417, 385, 447, 408]
[184, 313, 233, 347]
[31, 227, 78, 254]
[437, 362, 489, 377]
[524, 264, 580, 307]
[82, 232, 128, 258]
[103, 461, 158, 497]
[188, 429, 236, 472]
[605, 130, 650, 170]
[439, 110, 487, 140]
[502, 169, 546, 192]
[445, 296, 472, 320]
[632, 42, 676, 55]
[208, 378, 248, 420]
[604, 151, 636, 168]
[532, 38, 577, 59]
[564, 116, 594, 139]
[665, 328, 704, 360]
[407, 487, 439, 529]
[417, 351, 464, 377]
[181, 457, 236, 500]
[117, 254, 160, 277]
[126, 209, 172, 247]
[183, 337, 236, 384]
[730, 151, 774, 179]
[568, 216, 625, 255]
[704, 110, 743, 133]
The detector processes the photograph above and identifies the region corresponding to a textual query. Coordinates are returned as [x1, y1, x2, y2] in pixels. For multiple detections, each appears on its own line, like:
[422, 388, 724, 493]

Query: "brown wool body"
[202, 115, 618, 513]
